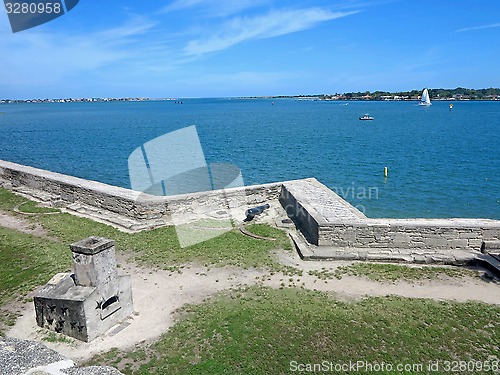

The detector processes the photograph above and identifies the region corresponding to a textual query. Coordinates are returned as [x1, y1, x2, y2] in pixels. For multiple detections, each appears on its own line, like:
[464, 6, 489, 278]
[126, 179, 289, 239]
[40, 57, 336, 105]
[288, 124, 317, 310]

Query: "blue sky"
[1, 0, 500, 98]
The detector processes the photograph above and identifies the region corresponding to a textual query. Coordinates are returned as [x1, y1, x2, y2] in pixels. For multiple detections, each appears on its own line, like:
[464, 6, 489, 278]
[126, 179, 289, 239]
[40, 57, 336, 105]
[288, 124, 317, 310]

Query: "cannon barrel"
[244, 204, 270, 222]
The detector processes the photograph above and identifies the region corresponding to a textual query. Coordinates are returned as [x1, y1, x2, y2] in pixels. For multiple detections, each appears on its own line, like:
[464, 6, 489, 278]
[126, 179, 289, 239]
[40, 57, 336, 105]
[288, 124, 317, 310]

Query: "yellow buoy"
[384, 167, 388, 178]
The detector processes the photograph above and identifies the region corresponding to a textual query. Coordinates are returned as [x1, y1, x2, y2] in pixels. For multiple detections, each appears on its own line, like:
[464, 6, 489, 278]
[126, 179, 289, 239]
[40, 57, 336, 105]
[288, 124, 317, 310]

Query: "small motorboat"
[359, 114, 374, 120]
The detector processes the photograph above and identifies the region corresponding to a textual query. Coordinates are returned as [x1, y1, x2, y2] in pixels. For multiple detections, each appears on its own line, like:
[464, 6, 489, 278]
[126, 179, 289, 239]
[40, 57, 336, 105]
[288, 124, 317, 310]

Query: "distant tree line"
[314, 87, 500, 101]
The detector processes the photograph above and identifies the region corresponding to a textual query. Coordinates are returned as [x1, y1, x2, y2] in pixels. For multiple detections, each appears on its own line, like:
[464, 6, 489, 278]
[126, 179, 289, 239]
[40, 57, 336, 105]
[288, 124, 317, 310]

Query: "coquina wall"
[317, 220, 500, 251]
[0, 159, 281, 230]
[279, 179, 500, 252]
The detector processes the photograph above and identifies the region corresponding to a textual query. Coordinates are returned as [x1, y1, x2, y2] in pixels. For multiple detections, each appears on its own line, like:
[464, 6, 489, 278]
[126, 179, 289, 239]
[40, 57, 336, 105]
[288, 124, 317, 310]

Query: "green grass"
[0, 188, 26, 211]
[0, 226, 72, 335]
[16, 200, 61, 214]
[41, 331, 75, 344]
[306, 263, 477, 283]
[0, 188, 295, 334]
[0, 187, 294, 283]
[335, 262, 477, 282]
[0, 227, 71, 304]
[0, 187, 292, 271]
[0, 187, 293, 285]
[33, 212, 292, 272]
[1, 187, 499, 374]
[86, 286, 500, 375]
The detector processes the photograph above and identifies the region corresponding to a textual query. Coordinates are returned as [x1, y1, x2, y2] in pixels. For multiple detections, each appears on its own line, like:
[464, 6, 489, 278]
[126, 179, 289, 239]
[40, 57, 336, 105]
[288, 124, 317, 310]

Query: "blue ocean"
[0, 99, 499, 219]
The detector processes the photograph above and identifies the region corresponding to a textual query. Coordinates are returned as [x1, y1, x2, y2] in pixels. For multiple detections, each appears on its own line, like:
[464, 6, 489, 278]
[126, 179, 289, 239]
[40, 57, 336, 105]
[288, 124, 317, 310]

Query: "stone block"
[447, 239, 469, 249]
[458, 231, 479, 239]
[429, 254, 455, 264]
[422, 238, 451, 249]
[481, 240, 500, 253]
[483, 229, 500, 239]
[468, 239, 484, 250]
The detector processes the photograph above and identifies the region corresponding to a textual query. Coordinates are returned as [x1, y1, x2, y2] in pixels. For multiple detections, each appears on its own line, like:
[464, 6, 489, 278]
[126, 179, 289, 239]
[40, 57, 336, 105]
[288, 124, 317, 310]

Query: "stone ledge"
[2, 159, 500, 254]
[290, 232, 480, 266]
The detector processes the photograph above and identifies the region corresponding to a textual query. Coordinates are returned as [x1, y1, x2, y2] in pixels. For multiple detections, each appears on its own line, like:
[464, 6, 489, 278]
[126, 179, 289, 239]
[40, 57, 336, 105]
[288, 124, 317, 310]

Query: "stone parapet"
[281, 178, 500, 252]
[0, 159, 283, 230]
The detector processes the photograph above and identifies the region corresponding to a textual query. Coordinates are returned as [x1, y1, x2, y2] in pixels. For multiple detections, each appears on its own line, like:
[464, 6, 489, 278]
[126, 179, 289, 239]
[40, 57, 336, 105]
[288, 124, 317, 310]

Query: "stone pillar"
[70, 237, 118, 301]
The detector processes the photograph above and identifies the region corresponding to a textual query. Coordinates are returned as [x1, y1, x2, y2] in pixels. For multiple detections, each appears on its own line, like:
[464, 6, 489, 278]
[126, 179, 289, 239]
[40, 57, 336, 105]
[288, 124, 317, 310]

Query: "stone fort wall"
[279, 179, 500, 253]
[1, 159, 499, 253]
[0, 159, 281, 230]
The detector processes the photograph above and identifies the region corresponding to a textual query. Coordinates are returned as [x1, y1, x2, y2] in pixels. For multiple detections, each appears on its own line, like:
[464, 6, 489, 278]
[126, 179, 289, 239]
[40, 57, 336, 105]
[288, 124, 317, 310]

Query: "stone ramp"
[475, 254, 500, 278]
[477, 240, 500, 277]
[279, 178, 366, 246]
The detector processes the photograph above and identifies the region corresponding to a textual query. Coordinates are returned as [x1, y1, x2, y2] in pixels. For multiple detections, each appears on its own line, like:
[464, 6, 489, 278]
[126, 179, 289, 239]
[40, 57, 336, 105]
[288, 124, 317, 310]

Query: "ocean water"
[0, 99, 499, 219]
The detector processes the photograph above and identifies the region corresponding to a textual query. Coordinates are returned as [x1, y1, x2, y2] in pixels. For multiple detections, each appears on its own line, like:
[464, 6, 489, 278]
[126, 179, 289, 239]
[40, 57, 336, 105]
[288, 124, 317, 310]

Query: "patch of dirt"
[7, 249, 499, 365]
[0, 210, 53, 239]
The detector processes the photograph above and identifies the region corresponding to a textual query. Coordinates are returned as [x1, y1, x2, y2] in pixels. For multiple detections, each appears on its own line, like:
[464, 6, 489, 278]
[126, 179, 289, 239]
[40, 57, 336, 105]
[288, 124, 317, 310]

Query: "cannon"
[244, 204, 270, 222]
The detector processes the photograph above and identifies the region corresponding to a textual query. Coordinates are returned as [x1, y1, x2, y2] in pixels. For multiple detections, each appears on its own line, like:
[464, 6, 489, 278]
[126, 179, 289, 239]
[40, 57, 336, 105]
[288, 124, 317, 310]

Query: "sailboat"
[419, 88, 431, 106]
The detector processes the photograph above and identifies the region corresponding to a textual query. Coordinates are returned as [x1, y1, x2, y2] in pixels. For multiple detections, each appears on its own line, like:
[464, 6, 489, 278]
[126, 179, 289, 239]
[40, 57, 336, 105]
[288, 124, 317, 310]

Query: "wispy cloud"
[0, 15, 166, 94]
[93, 16, 157, 40]
[0, 2, 362, 97]
[456, 23, 500, 33]
[160, 0, 270, 17]
[160, 0, 206, 13]
[184, 8, 358, 56]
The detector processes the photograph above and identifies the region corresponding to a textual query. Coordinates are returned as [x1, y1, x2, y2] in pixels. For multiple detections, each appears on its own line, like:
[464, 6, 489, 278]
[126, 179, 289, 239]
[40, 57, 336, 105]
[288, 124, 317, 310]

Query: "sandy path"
[7, 249, 499, 363]
[0, 210, 50, 237]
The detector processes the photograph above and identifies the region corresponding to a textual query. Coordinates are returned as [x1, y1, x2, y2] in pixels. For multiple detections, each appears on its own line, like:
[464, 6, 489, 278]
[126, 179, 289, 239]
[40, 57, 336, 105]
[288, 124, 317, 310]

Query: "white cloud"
[0, 15, 162, 95]
[160, 0, 270, 17]
[160, 0, 207, 13]
[184, 8, 358, 56]
[93, 16, 157, 40]
[456, 23, 500, 33]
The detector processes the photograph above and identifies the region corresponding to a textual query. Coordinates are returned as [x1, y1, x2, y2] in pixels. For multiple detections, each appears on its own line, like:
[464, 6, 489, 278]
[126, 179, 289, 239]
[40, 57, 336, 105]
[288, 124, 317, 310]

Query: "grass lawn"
[1, 187, 499, 374]
[0, 226, 71, 334]
[86, 286, 500, 375]
[330, 262, 478, 282]
[0, 187, 293, 271]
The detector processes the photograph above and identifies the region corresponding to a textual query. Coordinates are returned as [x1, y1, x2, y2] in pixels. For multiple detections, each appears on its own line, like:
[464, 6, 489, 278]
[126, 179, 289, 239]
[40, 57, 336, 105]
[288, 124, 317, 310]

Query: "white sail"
[419, 88, 431, 106]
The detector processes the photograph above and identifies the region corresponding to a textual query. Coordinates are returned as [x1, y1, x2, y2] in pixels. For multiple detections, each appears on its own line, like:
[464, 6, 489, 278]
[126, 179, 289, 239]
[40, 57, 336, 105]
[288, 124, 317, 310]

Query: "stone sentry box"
[34, 237, 133, 342]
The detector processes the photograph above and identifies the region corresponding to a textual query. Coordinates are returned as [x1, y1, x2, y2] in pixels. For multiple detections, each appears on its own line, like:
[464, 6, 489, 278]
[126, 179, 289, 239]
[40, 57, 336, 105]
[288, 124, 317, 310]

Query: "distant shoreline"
[2, 97, 500, 104]
[2, 87, 500, 104]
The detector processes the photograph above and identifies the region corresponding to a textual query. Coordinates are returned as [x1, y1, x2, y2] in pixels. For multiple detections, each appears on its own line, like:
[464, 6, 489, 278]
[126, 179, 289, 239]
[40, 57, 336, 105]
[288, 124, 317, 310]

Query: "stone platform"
[280, 179, 500, 268]
[289, 232, 478, 265]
